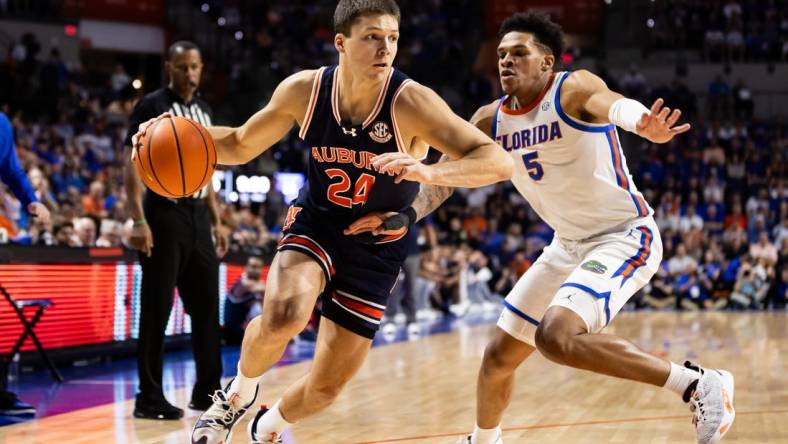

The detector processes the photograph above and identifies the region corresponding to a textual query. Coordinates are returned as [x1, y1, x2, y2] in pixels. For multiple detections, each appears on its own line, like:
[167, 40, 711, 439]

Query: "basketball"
[132, 116, 216, 198]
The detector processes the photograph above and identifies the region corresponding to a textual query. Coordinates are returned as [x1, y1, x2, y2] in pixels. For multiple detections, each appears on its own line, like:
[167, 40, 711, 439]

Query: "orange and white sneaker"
[685, 362, 735, 444]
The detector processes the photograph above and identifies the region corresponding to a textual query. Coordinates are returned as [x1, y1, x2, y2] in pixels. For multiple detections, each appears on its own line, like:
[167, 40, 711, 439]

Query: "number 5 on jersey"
[326, 169, 376, 208]
[522, 151, 544, 181]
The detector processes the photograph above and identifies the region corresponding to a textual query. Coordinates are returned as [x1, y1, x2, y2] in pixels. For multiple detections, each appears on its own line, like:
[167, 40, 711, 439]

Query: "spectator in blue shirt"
[0, 112, 50, 228]
[0, 111, 51, 417]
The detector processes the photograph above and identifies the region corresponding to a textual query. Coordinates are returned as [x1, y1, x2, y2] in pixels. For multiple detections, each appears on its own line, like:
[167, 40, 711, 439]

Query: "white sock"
[228, 361, 263, 405]
[663, 361, 701, 400]
[471, 424, 502, 444]
[253, 399, 293, 438]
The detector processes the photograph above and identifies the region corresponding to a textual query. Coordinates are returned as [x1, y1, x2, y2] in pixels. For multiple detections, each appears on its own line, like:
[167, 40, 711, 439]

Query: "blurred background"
[0, 0, 785, 373]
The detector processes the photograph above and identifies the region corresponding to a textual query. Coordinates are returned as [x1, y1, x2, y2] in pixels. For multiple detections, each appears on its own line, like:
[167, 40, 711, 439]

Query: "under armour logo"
[341, 126, 357, 137]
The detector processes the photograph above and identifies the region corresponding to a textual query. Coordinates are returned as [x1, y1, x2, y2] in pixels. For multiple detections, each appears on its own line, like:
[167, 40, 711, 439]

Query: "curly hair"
[334, 0, 400, 36]
[498, 12, 565, 59]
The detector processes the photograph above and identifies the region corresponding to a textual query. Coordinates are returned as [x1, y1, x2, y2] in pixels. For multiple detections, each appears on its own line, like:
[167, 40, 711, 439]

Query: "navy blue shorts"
[276, 205, 408, 339]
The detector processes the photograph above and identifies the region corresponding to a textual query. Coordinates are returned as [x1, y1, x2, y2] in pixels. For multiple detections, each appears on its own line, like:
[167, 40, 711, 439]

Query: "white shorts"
[498, 217, 663, 346]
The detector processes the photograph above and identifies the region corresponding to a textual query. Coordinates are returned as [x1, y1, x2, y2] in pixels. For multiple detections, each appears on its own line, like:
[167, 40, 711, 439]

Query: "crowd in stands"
[646, 0, 788, 62]
[0, 1, 785, 323]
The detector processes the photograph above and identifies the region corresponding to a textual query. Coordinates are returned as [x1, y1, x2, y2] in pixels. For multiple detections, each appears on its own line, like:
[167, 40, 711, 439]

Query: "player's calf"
[303, 378, 348, 412]
[480, 332, 534, 380]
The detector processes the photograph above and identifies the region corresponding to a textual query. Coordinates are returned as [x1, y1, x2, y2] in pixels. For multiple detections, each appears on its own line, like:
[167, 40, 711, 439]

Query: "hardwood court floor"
[1, 311, 786, 443]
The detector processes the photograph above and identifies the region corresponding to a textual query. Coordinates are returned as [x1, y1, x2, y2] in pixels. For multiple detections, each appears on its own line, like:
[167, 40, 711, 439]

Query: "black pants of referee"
[137, 196, 222, 405]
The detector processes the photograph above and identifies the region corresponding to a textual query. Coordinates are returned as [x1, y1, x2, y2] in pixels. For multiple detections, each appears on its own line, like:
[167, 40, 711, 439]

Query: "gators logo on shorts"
[581, 260, 607, 274]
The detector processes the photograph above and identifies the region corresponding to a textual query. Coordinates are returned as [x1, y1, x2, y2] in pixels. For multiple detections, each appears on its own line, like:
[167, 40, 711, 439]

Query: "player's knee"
[534, 321, 575, 364]
[261, 299, 310, 339]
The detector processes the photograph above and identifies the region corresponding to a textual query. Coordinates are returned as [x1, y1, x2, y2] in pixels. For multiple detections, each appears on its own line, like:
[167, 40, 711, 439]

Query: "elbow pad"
[608, 98, 650, 133]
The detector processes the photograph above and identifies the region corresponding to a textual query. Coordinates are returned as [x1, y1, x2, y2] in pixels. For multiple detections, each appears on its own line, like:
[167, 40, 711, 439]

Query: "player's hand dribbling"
[130, 223, 154, 257]
[344, 211, 407, 237]
[636, 98, 691, 144]
[130, 112, 172, 154]
[371, 152, 434, 184]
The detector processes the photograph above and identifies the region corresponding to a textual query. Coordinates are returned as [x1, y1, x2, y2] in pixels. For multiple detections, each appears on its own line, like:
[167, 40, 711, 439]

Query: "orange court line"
[352, 408, 788, 444]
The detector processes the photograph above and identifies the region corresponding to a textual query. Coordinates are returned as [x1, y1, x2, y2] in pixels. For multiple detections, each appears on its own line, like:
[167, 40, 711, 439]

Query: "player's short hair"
[168, 40, 200, 61]
[498, 12, 564, 59]
[334, 0, 400, 36]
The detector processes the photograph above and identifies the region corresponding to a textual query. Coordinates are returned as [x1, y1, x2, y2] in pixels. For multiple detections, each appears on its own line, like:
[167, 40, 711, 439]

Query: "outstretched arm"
[373, 83, 512, 188]
[208, 71, 312, 164]
[402, 100, 498, 221]
[565, 70, 691, 144]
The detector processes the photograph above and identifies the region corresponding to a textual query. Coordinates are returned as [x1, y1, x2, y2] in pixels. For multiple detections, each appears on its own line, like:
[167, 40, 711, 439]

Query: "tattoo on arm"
[412, 183, 454, 221]
[411, 154, 454, 221]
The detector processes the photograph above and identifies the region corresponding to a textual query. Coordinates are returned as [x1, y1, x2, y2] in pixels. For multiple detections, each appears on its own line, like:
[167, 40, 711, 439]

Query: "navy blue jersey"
[295, 66, 420, 233]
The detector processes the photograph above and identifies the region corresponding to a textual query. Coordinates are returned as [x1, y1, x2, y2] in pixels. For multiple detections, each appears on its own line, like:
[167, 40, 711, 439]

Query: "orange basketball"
[133, 116, 216, 198]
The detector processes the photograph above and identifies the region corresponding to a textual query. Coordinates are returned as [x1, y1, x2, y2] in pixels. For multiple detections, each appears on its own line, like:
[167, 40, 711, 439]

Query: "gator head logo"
[581, 260, 608, 274]
[369, 121, 392, 143]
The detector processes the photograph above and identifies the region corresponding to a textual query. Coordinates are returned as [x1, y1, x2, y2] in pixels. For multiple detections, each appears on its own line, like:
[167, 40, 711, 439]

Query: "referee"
[124, 41, 227, 420]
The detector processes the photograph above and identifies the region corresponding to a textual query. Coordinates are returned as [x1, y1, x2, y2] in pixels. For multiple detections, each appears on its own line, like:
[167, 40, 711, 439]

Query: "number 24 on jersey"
[326, 169, 376, 208]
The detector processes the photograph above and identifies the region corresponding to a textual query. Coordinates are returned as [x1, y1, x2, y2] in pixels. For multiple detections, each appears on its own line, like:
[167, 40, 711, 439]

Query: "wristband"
[403, 206, 417, 225]
[608, 98, 650, 133]
[133, 218, 148, 227]
[381, 207, 416, 231]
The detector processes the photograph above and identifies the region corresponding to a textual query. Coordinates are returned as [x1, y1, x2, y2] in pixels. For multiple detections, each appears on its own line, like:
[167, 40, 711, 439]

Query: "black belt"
[167, 197, 204, 206]
[147, 192, 204, 207]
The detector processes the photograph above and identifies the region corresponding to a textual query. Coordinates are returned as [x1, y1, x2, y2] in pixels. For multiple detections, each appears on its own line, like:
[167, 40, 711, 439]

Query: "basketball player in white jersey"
[353, 12, 735, 444]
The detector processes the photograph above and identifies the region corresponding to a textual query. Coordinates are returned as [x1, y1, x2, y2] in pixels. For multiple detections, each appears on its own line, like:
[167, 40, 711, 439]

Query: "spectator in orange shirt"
[463, 207, 488, 241]
[724, 202, 747, 230]
[82, 180, 108, 218]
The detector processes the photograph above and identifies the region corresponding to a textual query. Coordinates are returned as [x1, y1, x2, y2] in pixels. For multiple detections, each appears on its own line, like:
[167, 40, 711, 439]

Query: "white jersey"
[492, 70, 652, 240]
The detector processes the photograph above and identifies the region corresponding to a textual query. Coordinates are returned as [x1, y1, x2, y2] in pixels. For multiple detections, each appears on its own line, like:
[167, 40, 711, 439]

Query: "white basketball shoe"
[684, 362, 735, 444]
[190, 381, 259, 444]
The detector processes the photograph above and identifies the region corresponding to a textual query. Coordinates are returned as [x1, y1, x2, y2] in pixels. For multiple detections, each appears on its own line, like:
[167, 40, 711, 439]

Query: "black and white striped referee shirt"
[124, 87, 214, 199]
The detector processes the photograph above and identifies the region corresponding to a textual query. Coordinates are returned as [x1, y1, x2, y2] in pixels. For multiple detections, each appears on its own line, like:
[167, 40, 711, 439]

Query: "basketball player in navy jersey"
[133, 1, 512, 443]
[353, 12, 734, 444]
